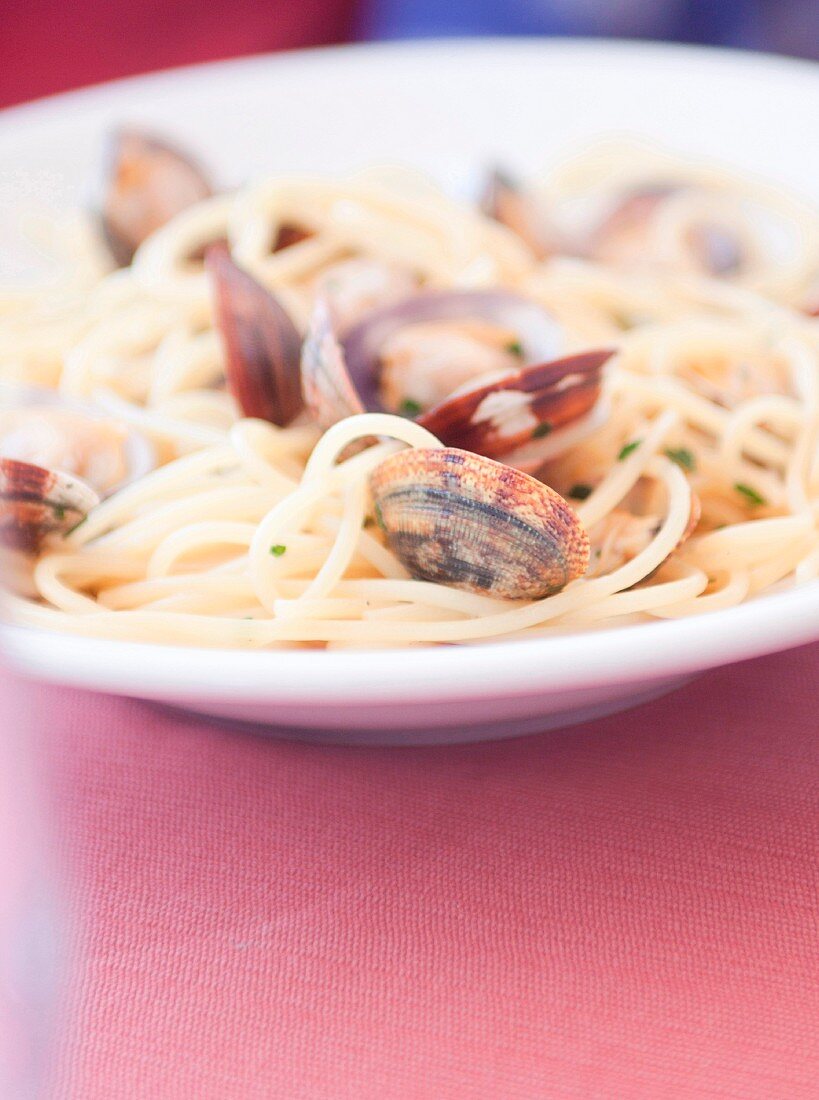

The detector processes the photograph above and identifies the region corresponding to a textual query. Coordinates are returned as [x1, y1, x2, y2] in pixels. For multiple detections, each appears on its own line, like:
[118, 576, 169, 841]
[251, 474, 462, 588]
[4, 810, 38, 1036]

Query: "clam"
[587, 185, 744, 276]
[309, 257, 419, 331]
[0, 459, 99, 553]
[0, 387, 154, 553]
[586, 477, 701, 580]
[585, 186, 675, 265]
[206, 244, 304, 425]
[370, 447, 590, 600]
[480, 167, 560, 260]
[301, 289, 614, 468]
[419, 348, 611, 461]
[272, 223, 313, 251]
[300, 297, 365, 430]
[101, 128, 213, 266]
[482, 173, 746, 278]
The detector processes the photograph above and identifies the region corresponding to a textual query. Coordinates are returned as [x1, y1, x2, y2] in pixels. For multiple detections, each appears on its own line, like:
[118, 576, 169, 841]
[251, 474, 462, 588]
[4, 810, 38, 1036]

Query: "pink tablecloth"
[2, 643, 818, 1099]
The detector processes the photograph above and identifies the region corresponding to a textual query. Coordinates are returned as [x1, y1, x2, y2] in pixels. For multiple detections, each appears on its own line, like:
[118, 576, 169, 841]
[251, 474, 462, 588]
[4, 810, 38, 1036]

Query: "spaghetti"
[1, 141, 818, 648]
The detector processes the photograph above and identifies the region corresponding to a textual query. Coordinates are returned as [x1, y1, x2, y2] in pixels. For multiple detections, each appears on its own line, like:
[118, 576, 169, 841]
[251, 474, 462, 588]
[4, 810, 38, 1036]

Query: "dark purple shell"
[207, 244, 304, 426]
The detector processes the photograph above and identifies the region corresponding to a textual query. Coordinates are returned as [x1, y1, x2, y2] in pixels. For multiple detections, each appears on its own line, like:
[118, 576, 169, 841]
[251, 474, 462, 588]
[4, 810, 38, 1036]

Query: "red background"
[0, 0, 353, 108]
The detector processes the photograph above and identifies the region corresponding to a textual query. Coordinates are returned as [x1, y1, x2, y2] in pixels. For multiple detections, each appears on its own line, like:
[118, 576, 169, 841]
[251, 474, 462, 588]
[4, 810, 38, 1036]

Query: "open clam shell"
[419, 347, 612, 460]
[0, 458, 99, 553]
[338, 289, 564, 410]
[0, 384, 155, 499]
[586, 479, 701, 581]
[370, 447, 590, 600]
[587, 185, 744, 276]
[101, 128, 213, 266]
[301, 290, 612, 467]
[206, 244, 304, 425]
[300, 298, 365, 430]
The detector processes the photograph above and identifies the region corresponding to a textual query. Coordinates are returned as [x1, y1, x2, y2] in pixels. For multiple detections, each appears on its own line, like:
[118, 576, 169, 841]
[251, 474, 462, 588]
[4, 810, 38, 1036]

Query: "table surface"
[2, 641, 818, 1099]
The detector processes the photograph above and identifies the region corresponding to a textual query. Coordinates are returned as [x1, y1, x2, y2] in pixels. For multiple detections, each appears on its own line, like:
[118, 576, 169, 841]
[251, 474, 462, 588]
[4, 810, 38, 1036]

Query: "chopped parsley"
[734, 483, 766, 507]
[399, 398, 423, 418]
[269, 544, 287, 557]
[568, 483, 593, 501]
[664, 447, 696, 471]
[532, 422, 553, 439]
[52, 505, 66, 521]
[617, 439, 642, 461]
[505, 340, 524, 357]
[373, 501, 386, 531]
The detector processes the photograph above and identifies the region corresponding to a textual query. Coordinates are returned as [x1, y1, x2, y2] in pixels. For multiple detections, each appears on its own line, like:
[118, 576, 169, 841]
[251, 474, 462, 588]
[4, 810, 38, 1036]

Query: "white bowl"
[2, 39, 818, 744]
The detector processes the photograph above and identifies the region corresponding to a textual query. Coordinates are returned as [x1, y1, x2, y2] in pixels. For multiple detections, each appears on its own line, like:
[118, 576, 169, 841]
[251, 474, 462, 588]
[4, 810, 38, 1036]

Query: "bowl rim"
[2, 36, 818, 703]
[4, 579, 818, 702]
[3, 35, 819, 125]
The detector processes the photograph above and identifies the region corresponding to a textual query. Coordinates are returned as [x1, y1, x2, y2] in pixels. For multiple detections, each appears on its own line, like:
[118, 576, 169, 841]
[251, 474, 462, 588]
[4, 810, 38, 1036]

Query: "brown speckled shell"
[0, 458, 99, 553]
[370, 448, 590, 600]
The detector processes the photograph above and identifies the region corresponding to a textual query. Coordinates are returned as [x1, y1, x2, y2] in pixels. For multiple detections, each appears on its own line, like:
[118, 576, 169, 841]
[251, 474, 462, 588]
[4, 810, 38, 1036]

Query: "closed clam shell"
[370, 448, 589, 600]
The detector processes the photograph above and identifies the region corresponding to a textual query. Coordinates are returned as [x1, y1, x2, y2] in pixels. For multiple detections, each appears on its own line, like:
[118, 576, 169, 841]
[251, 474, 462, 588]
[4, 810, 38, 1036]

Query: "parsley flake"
[399, 398, 423, 418]
[269, 544, 287, 557]
[664, 447, 696, 471]
[618, 439, 642, 461]
[505, 340, 524, 357]
[568, 483, 593, 501]
[532, 422, 553, 439]
[734, 483, 766, 507]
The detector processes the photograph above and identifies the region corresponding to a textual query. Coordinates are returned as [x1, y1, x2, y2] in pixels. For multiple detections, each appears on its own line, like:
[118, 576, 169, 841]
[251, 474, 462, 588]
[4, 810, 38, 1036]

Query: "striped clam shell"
[370, 448, 589, 600]
[0, 458, 99, 553]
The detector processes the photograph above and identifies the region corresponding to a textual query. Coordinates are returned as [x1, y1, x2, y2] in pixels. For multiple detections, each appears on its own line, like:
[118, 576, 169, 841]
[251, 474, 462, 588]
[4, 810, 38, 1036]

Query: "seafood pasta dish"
[1, 132, 818, 649]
